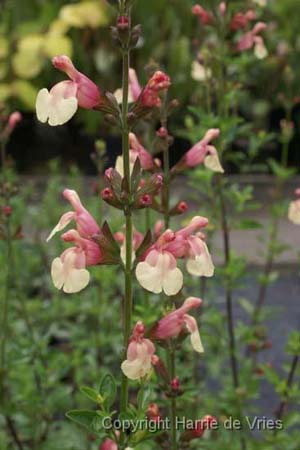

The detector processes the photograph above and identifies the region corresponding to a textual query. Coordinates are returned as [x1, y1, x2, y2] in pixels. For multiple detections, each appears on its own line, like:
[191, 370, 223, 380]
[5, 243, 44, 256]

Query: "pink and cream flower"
[173, 129, 223, 174]
[121, 322, 156, 381]
[36, 55, 101, 126]
[152, 297, 204, 353]
[185, 129, 223, 172]
[135, 216, 214, 296]
[47, 189, 102, 293]
[237, 22, 267, 58]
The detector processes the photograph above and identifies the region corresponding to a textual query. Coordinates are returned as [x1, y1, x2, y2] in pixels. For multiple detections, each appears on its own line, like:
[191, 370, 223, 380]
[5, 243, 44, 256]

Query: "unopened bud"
[170, 377, 180, 391]
[101, 188, 114, 200]
[140, 194, 152, 206]
[117, 15, 129, 31]
[157, 127, 168, 138]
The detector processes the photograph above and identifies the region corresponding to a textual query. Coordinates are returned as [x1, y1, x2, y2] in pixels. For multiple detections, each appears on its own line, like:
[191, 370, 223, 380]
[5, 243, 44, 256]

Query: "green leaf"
[237, 219, 262, 230]
[137, 386, 152, 412]
[99, 373, 117, 409]
[66, 410, 98, 431]
[80, 386, 104, 405]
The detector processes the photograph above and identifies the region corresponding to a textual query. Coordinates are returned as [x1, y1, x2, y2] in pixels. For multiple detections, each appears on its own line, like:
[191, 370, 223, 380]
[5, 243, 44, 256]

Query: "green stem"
[160, 104, 177, 449]
[168, 349, 177, 450]
[120, 45, 133, 426]
[0, 215, 12, 405]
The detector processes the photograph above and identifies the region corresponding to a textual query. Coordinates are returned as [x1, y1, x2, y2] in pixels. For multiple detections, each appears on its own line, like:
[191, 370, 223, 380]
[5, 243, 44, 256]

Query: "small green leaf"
[99, 373, 117, 409]
[66, 410, 98, 431]
[80, 386, 104, 404]
[137, 386, 152, 412]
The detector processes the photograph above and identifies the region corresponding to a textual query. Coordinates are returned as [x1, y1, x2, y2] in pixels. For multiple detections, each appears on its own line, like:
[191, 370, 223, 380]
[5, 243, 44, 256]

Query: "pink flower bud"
[101, 187, 114, 201]
[100, 439, 118, 450]
[177, 201, 188, 213]
[117, 15, 130, 31]
[157, 126, 168, 138]
[140, 194, 152, 206]
[295, 188, 300, 197]
[6, 111, 22, 135]
[219, 2, 226, 16]
[148, 71, 171, 91]
[170, 377, 181, 391]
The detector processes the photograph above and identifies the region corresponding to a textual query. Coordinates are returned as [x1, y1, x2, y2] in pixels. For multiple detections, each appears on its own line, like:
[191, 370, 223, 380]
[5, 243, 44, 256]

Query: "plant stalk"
[274, 352, 299, 433]
[120, 43, 133, 425]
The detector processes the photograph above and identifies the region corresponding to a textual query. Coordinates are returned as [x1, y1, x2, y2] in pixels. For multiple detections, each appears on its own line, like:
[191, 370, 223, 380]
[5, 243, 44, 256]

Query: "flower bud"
[101, 188, 114, 201]
[140, 194, 152, 207]
[117, 15, 130, 31]
[157, 127, 168, 138]
[170, 377, 180, 391]
[2, 205, 12, 216]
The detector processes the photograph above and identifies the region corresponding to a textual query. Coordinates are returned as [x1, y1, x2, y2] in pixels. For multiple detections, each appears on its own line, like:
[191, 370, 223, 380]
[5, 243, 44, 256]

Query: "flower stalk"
[119, 6, 133, 434]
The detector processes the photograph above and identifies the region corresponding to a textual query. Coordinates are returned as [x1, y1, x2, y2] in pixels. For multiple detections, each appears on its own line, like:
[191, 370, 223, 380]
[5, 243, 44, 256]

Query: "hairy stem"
[216, 178, 239, 388]
[120, 42, 133, 433]
[161, 108, 177, 450]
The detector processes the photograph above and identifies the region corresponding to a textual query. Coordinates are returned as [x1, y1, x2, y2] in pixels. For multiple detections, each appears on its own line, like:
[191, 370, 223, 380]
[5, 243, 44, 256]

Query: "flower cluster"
[191, 2, 268, 81]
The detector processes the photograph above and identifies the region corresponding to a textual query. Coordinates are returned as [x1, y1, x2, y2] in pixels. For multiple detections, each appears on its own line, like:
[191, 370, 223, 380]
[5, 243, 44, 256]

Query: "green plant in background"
[0, 0, 300, 450]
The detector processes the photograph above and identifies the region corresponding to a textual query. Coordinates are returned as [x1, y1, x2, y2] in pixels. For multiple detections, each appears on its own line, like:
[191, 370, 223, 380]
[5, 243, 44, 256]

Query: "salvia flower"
[237, 22, 267, 55]
[36, 55, 102, 126]
[121, 321, 156, 381]
[136, 216, 213, 295]
[47, 189, 100, 241]
[51, 230, 103, 294]
[174, 129, 223, 174]
[152, 297, 204, 353]
[186, 129, 223, 172]
[47, 189, 102, 293]
[288, 190, 300, 225]
[192, 4, 214, 25]
[100, 439, 118, 450]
